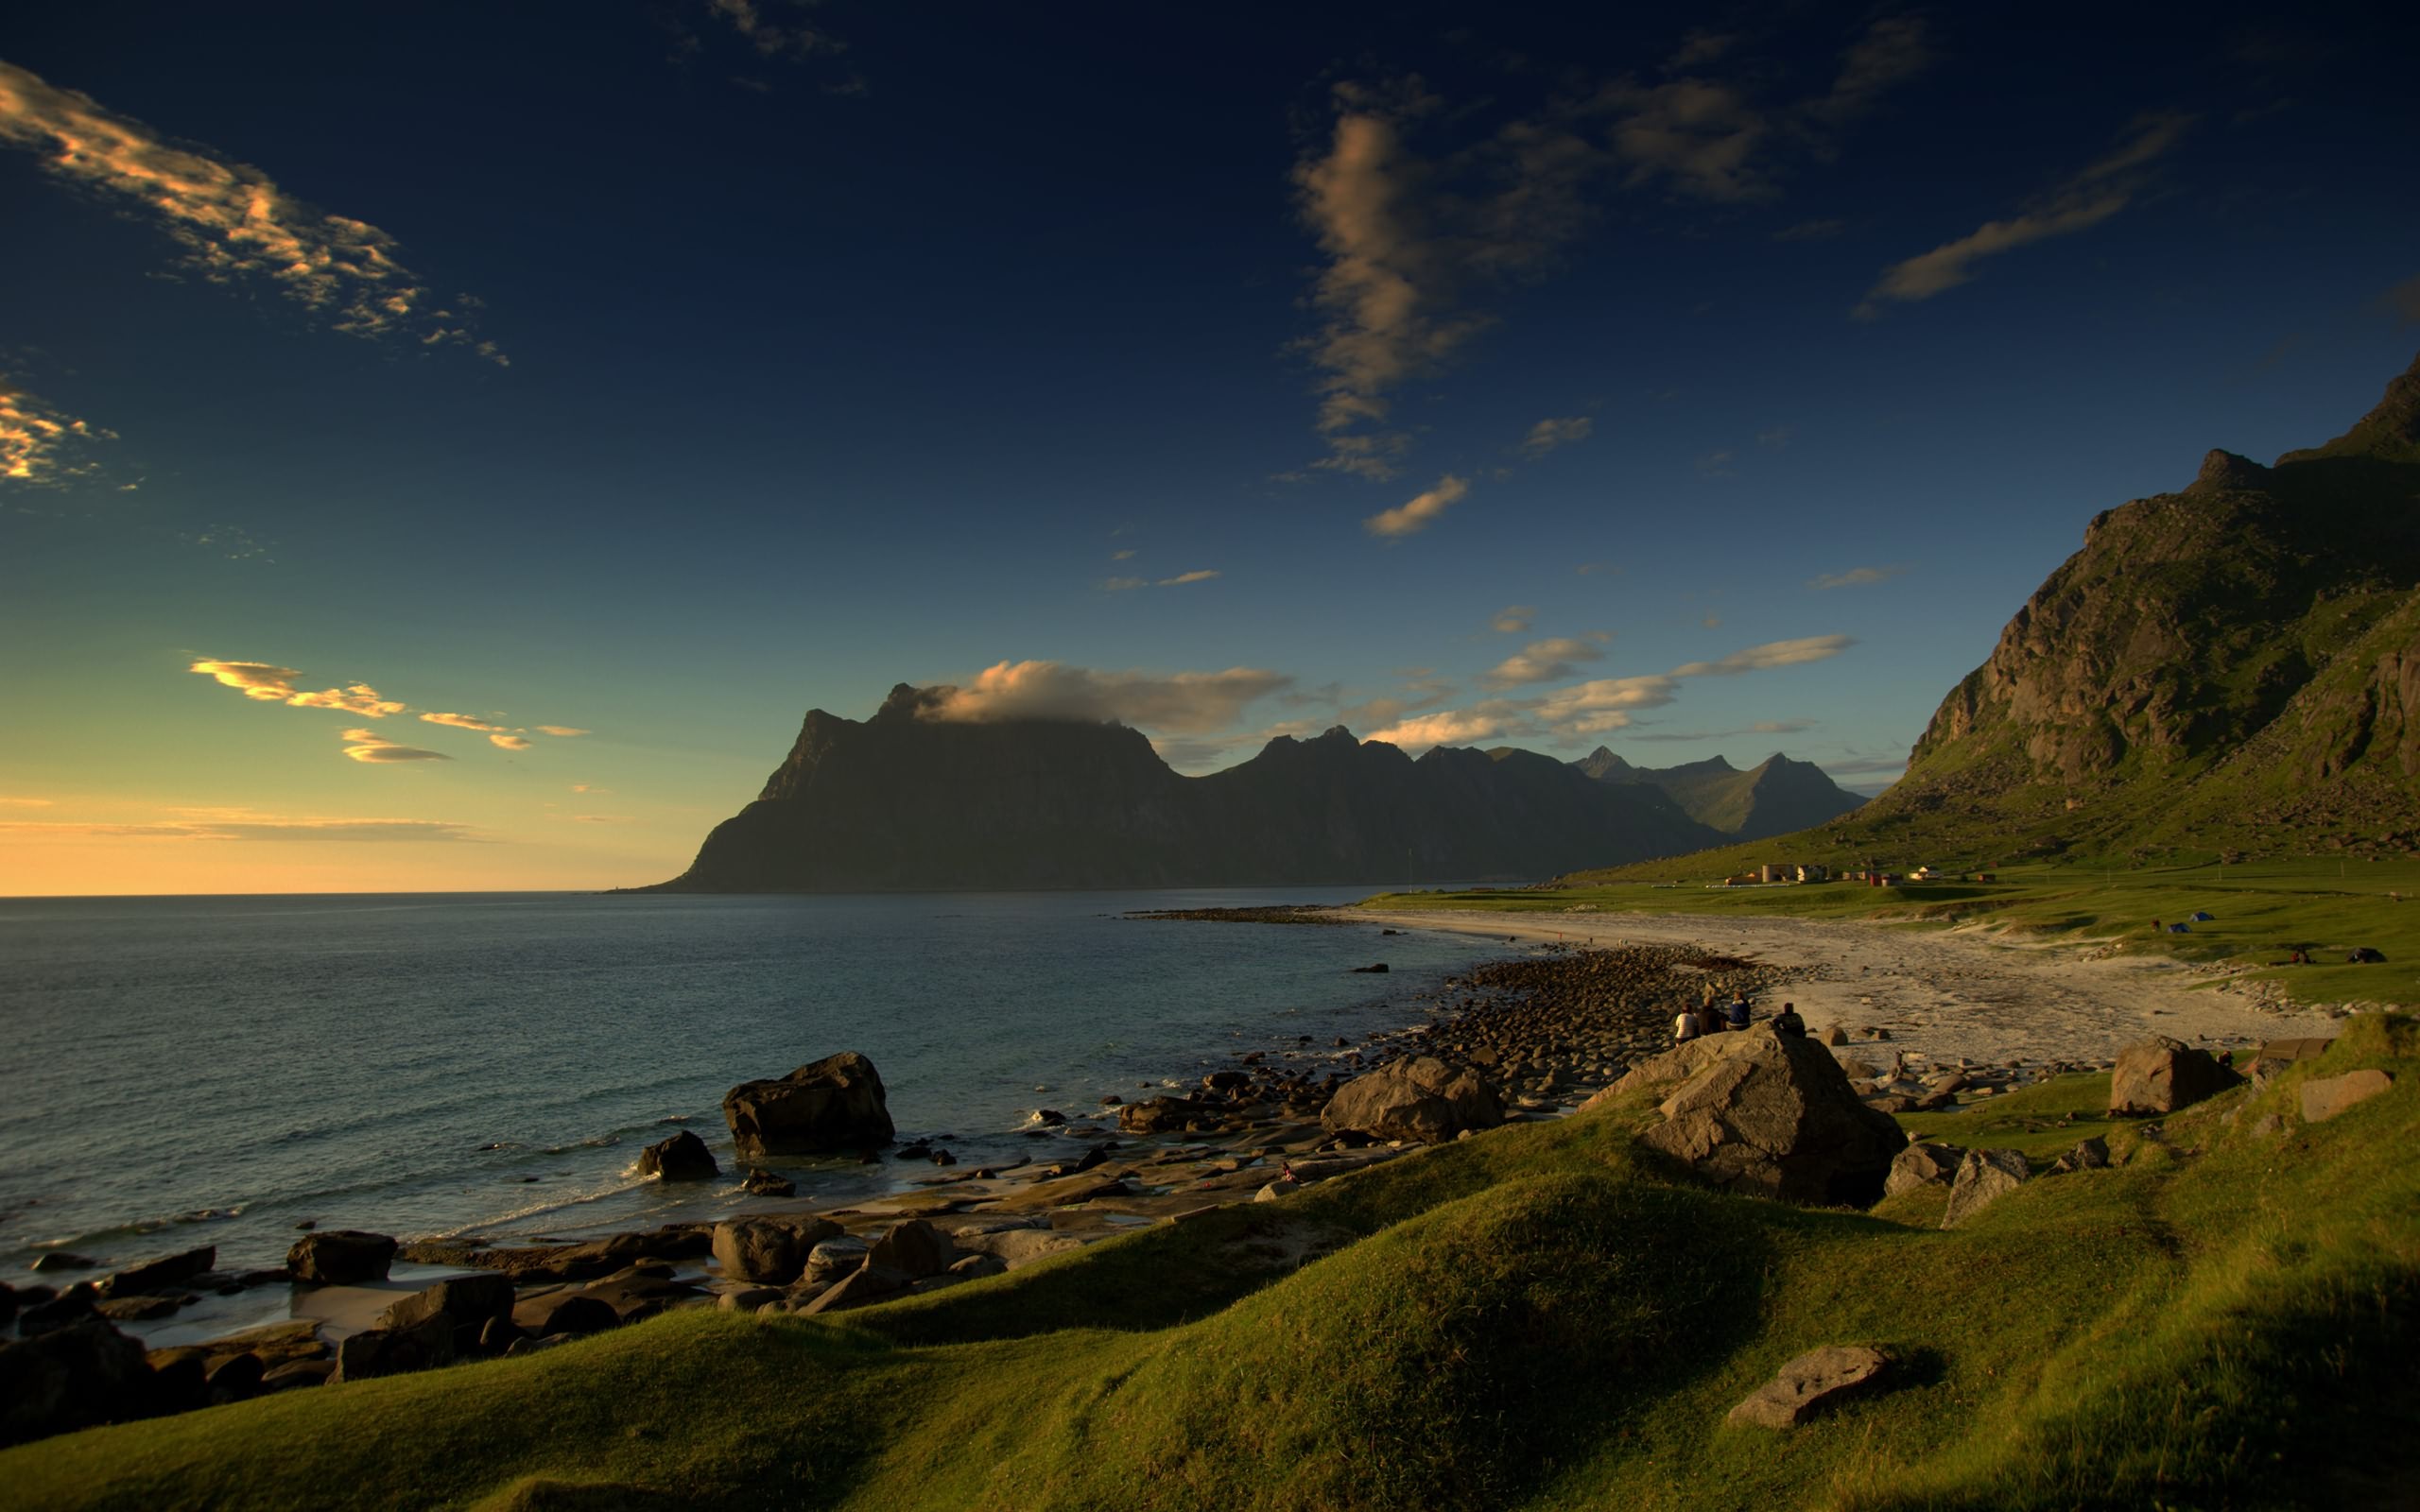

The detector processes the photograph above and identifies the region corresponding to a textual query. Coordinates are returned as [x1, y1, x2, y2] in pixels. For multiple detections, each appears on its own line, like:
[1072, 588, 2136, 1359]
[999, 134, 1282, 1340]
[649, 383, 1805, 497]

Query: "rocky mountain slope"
[1568, 747, 1866, 841]
[640, 687, 1726, 891]
[1812, 349, 2420, 868]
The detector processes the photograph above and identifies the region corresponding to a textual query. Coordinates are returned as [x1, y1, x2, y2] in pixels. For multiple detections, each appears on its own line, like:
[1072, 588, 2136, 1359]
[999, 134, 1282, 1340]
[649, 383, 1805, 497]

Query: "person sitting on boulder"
[1673, 1004, 1700, 1044]
[1724, 994, 1752, 1032]
[1694, 998, 1723, 1039]
[1772, 1002, 1806, 1038]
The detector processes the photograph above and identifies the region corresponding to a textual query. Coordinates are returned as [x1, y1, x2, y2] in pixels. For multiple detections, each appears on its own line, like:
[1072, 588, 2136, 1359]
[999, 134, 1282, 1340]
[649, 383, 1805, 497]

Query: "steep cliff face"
[648, 693, 1726, 891]
[1856, 350, 2420, 861]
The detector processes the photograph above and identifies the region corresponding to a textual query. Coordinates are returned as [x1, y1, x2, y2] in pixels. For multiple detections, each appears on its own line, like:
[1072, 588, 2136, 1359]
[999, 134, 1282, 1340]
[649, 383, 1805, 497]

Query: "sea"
[0, 887, 1523, 1319]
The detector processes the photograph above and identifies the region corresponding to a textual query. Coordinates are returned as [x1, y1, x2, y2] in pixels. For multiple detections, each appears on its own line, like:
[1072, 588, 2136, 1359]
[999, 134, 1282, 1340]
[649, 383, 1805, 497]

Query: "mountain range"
[1565, 747, 1866, 841]
[634, 689, 1824, 892]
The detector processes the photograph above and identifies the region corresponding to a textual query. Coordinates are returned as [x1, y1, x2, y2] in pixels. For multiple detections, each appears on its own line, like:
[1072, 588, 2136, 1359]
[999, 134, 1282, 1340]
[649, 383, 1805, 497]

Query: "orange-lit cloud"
[921, 661, 1292, 735]
[0, 380, 112, 485]
[189, 660, 406, 716]
[420, 711, 509, 731]
[0, 60, 503, 361]
[490, 733, 532, 751]
[1156, 570, 1220, 586]
[0, 797, 56, 807]
[341, 728, 449, 764]
[1364, 474, 1469, 538]
[535, 726, 590, 738]
[1518, 416, 1593, 458]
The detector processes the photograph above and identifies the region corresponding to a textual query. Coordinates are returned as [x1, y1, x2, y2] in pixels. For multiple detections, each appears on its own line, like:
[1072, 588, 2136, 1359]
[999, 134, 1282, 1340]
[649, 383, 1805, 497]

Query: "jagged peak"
[2187, 448, 2272, 494]
[1316, 725, 1357, 742]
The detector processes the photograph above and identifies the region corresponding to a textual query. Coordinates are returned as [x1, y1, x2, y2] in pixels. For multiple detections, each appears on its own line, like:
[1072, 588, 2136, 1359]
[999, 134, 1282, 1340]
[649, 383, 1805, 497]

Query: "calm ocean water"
[0, 888, 1510, 1285]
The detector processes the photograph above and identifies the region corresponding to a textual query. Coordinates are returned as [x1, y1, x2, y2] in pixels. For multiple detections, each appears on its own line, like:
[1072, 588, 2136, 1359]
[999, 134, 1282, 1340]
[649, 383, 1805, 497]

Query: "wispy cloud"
[420, 712, 510, 732]
[0, 60, 503, 361]
[191, 660, 407, 717]
[2, 815, 478, 841]
[707, 0, 840, 60]
[1808, 564, 1906, 590]
[1630, 719, 1816, 743]
[0, 797, 54, 807]
[1100, 576, 1148, 593]
[1671, 634, 1856, 676]
[1601, 76, 1772, 201]
[918, 662, 1293, 735]
[1292, 82, 1601, 478]
[1156, 569, 1220, 586]
[1364, 474, 1470, 538]
[1480, 635, 1610, 690]
[1857, 112, 2194, 318]
[1112, 548, 1138, 561]
[1518, 416, 1594, 458]
[340, 729, 449, 764]
[1372, 632, 1850, 752]
[490, 733, 532, 751]
[535, 726, 590, 738]
[1532, 675, 1682, 735]
[0, 379, 112, 486]
[1491, 606, 1535, 634]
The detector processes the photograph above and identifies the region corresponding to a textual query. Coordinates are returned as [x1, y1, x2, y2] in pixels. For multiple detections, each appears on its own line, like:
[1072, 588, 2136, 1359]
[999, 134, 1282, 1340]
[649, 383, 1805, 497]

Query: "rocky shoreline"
[0, 917, 2276, 1447]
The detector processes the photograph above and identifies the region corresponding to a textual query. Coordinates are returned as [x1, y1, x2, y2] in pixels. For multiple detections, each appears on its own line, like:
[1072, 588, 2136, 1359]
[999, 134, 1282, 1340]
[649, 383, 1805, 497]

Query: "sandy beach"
[1340, 906, 2342, 1068]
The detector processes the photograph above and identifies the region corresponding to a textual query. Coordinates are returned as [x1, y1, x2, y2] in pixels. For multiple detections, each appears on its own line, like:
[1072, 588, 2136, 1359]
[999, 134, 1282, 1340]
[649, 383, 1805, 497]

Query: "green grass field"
[1360, 857, 2420, 1009]
[9, 1016, 2415, 1510]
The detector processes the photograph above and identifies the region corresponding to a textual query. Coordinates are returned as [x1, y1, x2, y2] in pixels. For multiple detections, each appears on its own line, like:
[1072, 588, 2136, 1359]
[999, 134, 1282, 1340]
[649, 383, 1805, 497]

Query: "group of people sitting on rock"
[1672, 995, 1806, 1043]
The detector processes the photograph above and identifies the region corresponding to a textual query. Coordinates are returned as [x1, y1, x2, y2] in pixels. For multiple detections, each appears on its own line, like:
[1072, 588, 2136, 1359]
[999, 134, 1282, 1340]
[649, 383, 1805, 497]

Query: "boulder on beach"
[2109, 1036, 2241, 1116]
[638, 1129, 719, 1181]
[0, 1317, 151, 1448]
[712, 1215, 844, 1284]
[868, 1218, 954, 1279]
[96, 1246, 215, 1300]
[1600, 1027, 1907, 1207]
[1884, 1143, 1964, 1197]
[286, 1230, 398, 1285]
[331, 1314, 455, 1383]
[375, 1274, 518, 1353]
[723, 1051, 895, 1159]
[1117, 1095, 1213, 1135]
[1320, 1057, 1503, 1145]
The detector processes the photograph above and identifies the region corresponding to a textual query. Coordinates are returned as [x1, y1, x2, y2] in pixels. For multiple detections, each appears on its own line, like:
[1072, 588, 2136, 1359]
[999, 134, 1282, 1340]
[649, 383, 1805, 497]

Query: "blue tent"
[2192, 910, 2216, 921]
[2169, 922, 2192, 933]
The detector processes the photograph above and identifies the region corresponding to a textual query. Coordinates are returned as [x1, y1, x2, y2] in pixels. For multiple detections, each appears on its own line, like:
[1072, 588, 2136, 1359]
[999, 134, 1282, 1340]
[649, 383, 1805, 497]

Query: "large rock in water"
[1319, 1057, 1504, 1144]
[1602, 1027, 1907, 1206]
[2109, 1036, 2241, 1115]
[286, 1230, 397, 1285]
[638, 1129, 719, 1181]
[723, 1051, 895, 1158]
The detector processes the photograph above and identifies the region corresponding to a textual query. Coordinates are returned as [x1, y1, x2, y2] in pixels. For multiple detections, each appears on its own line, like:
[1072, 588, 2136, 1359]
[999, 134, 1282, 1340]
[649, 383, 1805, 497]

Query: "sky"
[4, 1, 2417, 894]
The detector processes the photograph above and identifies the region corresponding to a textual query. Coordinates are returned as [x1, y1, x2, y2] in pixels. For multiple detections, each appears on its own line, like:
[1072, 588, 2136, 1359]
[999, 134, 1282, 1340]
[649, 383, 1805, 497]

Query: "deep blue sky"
[4, 1, 2416, 890]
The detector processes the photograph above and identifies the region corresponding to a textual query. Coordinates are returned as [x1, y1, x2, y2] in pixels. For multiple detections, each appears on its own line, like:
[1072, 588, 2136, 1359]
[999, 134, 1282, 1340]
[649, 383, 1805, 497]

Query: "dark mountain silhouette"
[639, 689, 1726, 891]
[1569, 747, 1866, 841]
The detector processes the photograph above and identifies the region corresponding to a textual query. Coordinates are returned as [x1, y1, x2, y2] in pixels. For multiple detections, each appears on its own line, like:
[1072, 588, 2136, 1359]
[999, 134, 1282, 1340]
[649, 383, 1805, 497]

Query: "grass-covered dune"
[11, 1016, 2416, 1510]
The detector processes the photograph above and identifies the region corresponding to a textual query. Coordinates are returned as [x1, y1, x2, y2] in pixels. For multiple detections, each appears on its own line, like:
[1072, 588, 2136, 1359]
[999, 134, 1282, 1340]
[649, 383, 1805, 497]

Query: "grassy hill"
[9, 1014, 2416, 1509]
